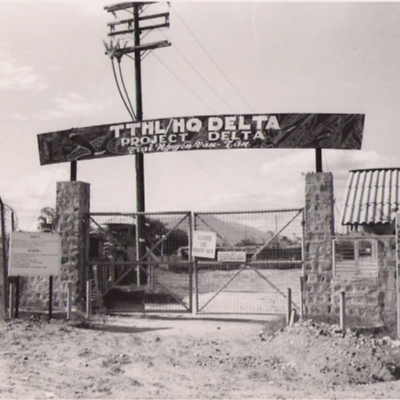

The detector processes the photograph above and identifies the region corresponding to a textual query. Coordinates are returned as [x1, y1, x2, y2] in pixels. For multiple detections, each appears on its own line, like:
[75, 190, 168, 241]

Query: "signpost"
[9, 232, 61, 277]
[9, 232, 61, 320]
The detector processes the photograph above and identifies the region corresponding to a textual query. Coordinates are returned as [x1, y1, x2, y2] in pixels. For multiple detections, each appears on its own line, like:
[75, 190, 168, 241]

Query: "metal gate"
[87, 211, 193, 313]
[87, 208, 304, 315]
[193, 209, 304, 314]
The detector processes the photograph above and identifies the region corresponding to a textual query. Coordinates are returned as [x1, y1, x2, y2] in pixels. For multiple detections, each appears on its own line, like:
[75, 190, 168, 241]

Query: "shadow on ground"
[74, 322, 172, 334]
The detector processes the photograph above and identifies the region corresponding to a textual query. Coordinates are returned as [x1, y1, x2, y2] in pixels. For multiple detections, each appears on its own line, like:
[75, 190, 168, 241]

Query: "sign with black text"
[37, 113, 365, 165]
[217, 251, 246, 262]
[9, 232, 61, 277]
[192, 231, 217, 259]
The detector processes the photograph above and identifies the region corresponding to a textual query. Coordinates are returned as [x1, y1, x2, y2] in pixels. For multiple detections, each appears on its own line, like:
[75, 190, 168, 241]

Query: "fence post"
[66, 282, 72, 320]
[287, 287, 292, 325]
[0, 198, 7, 319]
[86, 280, 92, 319]
[49, 276, 53, 321]
[15, 276, 19, 318]
[9, 279, 15, 319]
[299, 276, 304, 319]
[192, 259, 198, 315]
[340, 291, 346, 331]
[289, 309, 296, 327]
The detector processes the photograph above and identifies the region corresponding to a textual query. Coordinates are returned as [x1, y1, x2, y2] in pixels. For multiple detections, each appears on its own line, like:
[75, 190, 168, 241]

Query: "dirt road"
[1, 314, 400, 399]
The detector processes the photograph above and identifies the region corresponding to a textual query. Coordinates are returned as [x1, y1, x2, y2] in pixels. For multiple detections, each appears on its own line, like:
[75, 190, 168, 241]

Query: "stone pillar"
[304, 172, 334, 316]
[56, 181, 90, 313]
[18, 182, 90, 313]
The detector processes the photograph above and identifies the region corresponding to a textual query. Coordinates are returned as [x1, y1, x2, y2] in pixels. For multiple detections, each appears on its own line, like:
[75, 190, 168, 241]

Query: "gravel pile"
[261, 319, 400, 386]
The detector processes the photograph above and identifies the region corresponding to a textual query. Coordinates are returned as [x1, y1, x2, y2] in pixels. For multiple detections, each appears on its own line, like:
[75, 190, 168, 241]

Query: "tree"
[145, 218, 188, 257]
[236, 238, 257, 247]
[37, 207, 57, 232]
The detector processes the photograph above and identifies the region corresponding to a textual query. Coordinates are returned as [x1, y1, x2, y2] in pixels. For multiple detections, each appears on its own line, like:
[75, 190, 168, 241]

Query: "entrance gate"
[86, 208, 304, 315]
[88, 211, 193, 313]
[194, 209, 304, 314]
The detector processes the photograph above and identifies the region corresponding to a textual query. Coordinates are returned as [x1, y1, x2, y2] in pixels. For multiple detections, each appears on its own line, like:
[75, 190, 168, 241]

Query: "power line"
[76, 58, 110, 127]
[172, 4, 255, 112]
[151, 51, 218, 114]
[106, 5, 284, 210]
[170, 44, 238, 113]
[142, 5, 242, 114]
[111, 58, 136, 120]
[142, 8, 268, 207]
[117, 59, 136, 119]
[184, 153, 270, 208]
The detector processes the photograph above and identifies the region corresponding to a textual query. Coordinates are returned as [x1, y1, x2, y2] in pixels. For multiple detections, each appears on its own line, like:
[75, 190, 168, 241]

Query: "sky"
[1, 0, 400, 232]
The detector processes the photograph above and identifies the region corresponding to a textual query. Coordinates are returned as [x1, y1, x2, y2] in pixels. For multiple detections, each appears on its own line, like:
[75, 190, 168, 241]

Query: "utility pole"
[315, 148, 323, 173]
[104, 2, 170, 281]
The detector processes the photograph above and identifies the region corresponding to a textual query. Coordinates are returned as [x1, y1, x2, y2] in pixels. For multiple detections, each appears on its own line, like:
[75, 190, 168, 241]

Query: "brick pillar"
[56, 181, 90, 314]
[304, 172, 334, 316]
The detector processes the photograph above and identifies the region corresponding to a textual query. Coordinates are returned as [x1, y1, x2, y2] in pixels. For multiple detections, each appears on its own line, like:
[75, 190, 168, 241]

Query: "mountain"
[194, 214, 274, 246]
[165, 214, 274, 247]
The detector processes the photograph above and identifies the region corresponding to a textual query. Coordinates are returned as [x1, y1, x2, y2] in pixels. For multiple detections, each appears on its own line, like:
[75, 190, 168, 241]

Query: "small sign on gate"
[217, 251, 246, 263]
[192, 231, 217, 259]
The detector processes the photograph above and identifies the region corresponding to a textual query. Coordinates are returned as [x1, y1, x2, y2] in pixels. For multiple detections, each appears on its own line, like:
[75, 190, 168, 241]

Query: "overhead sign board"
[37, 113, 365, 165]
[192, 231, 217, 259]
[9, 232, 62, 277]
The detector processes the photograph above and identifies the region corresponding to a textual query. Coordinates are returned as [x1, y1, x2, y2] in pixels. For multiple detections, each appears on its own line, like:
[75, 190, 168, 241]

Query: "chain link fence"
[87, 209, 304, 315]
[194, 209, 304, 314]
[88, 211, 193, 312]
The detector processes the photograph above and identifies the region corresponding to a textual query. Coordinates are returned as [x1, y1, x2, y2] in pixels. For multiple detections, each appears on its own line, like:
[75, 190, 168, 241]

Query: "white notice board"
[9, 231, 61, 277]
[192, 231, 217, 259]
[218, 251, 246, 262]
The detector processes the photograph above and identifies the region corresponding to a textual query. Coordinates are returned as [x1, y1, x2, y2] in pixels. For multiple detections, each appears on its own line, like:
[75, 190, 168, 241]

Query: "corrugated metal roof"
[341, 168, 400, 225]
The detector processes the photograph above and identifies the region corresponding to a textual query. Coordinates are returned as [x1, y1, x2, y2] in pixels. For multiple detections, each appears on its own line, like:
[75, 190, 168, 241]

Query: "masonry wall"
[19, 181, 90, 314]
[304, 172, 397, 326]
[331, 236, 397, 325]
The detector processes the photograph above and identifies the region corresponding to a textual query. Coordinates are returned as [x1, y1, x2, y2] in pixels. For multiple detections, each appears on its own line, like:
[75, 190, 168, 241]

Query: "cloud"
[9, 113, 28, 121]
[260, 150, 315, 177]
[259, 148, 400, 221]
[322, 149, 400, 210]
[39, 92, 105, 121]
[4, 167, 69, 231]
[0, 53, 48, 91]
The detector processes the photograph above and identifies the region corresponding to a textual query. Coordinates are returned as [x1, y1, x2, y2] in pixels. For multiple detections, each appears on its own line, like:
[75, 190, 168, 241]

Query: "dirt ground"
[1, 314, 400, 399]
